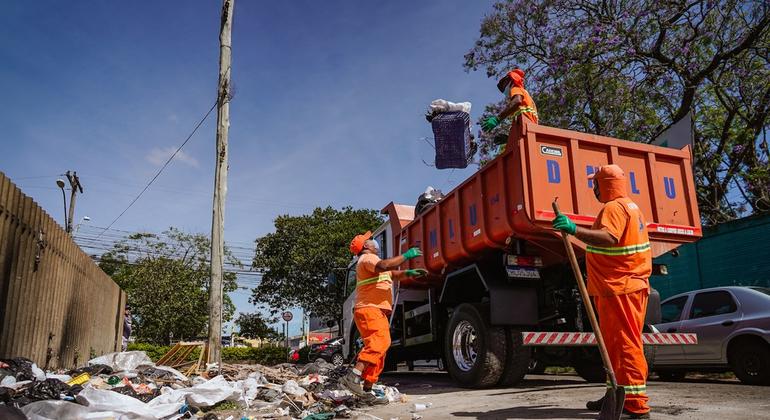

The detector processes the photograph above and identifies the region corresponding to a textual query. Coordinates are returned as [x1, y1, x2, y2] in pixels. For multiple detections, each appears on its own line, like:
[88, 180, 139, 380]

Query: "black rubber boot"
[586, 395, 605, 411]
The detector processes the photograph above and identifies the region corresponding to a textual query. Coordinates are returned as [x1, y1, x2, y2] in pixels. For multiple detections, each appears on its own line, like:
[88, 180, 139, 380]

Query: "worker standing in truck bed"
[481, 68, 539, 132]
[339, 231, 427, 404]
[552, 164, 652, 419]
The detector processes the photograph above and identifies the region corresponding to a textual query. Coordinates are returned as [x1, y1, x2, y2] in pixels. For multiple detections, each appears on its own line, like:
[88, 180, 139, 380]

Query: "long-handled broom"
[552, 199, 624, 420]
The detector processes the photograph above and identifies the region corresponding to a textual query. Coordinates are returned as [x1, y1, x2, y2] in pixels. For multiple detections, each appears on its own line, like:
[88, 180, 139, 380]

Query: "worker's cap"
[349, 231, 373, 254]
[588, 164, 625, 181]
[497, 68, 526, 92]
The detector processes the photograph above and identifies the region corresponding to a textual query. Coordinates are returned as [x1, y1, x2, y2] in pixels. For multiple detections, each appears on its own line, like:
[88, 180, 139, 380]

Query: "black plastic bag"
[0, 357, 35, 381]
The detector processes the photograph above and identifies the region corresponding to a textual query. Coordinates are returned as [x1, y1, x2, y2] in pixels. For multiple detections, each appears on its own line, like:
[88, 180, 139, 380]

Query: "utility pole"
[208, 0, 235, 371]
[65, 171, 83, 236]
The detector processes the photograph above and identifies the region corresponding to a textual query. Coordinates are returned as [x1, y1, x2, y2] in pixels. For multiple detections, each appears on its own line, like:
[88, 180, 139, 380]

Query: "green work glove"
[402, 247, 422, 260]
[405, 269, 428, 278]
[552, 214, 577, 235]
[481, 116, 500, 132]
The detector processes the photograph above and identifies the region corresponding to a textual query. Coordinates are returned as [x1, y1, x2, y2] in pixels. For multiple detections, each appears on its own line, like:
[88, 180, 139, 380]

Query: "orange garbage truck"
[339, 119, 702, 387]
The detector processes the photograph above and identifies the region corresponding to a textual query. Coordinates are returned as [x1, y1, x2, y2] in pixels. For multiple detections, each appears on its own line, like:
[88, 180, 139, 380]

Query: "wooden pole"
[208, 0, 235, 371]
[65, 171, 83, 236]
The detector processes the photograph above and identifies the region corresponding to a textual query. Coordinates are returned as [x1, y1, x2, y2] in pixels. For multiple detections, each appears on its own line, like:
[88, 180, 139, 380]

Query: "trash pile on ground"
[0, 351, 406, 419]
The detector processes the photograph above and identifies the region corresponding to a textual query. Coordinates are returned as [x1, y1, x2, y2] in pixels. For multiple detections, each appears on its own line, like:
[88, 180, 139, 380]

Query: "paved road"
[363, 370, 770, 420]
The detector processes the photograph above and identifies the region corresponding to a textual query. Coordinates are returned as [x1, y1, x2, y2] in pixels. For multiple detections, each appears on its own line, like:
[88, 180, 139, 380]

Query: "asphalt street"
[363, 370, 770, 420]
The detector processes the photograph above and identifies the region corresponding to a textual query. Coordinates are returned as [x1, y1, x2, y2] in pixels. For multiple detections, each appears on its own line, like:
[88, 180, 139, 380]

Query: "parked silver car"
[651, 286, 770, 385]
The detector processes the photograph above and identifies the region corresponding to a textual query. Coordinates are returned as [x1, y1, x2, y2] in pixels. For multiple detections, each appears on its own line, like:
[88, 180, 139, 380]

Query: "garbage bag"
[282, 379, 306, 397]
[0, 378, 76, 408]
[415, 186, 444, 217]
[0, 357, 35, 381]
[0, 405, 27, 420]
[425, 99, 472, 122]
[70, 363, 113, 377]
[21, 399, 131, 420]
[87, 351, 153, 372]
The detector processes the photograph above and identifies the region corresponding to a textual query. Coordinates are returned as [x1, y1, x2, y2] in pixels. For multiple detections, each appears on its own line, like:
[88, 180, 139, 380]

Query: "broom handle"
[552, 199, 619, 389]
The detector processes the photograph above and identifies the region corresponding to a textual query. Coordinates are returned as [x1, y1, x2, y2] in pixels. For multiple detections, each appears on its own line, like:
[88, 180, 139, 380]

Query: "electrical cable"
[95, 100, 218, 239]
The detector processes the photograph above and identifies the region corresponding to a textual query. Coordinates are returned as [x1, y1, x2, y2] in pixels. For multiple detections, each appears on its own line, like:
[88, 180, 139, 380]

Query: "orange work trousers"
[353, 307, 391, 385]
[595, 289, 650, 414]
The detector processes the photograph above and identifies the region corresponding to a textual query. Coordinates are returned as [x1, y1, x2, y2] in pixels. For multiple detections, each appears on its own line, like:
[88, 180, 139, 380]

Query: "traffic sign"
[282, 311, 293, 322]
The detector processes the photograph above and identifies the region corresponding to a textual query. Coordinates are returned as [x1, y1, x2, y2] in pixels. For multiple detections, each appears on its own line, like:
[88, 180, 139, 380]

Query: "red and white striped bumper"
[521, 331, 697, 346]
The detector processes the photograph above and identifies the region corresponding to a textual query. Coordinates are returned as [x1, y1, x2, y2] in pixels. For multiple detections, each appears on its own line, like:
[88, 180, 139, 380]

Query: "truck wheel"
[498, 328, 531, 386]
[444, 304, 506, 388]
[573, 348, 605, 383]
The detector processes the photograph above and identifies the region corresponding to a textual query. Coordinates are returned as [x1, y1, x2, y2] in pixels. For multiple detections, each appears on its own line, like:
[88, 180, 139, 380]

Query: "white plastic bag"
[429, 99, 472, 114]
[87, 351, 153, 372]
[281, 379, 306, 396]
[21, 399, 133, 420]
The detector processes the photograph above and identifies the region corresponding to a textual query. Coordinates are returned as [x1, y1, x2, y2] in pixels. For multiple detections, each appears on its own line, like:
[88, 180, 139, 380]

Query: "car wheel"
[444, 303, 506, 388]
[656, 370, 686, 382]
[330, 353, 345, 366]
[731, 342, 770, 385]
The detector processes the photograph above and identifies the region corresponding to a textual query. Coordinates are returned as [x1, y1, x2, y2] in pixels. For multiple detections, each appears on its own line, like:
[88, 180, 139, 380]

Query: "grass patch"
[544, 366, 577, 375]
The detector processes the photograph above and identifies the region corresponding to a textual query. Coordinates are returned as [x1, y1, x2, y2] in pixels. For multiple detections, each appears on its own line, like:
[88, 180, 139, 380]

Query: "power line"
[95, 101, 218, 239]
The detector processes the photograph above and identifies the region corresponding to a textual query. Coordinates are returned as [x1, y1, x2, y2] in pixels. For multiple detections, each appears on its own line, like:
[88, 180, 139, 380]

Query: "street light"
[56, 179, 68, 231]
[75, 216, 91, 233]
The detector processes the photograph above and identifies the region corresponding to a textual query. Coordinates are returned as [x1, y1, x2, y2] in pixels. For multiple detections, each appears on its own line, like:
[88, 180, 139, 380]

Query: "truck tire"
[444, 304, 506, 388]
[573, 348, 605, 383]
[497, 328, 531, 386]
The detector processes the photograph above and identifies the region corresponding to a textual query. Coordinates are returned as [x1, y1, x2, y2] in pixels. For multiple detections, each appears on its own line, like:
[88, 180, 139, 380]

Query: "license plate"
[506, 266, 540, 279]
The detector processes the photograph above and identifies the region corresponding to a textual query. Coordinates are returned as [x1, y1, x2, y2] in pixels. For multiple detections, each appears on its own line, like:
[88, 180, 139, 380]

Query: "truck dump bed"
[385, 119, 702, 279]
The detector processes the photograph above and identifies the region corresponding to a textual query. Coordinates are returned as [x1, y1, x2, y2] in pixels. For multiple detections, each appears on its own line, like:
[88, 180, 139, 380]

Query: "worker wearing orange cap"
[552, 164, 652, 419]
[482, 68, 539, 132]
[339, 231, 427, 404]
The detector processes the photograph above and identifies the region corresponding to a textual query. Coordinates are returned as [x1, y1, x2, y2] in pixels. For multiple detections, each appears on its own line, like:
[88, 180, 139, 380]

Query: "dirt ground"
[362, 369, 770, 420]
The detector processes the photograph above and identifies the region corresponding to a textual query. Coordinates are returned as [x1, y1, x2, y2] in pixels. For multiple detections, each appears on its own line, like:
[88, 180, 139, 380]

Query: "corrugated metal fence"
[0, 172, 125, 368]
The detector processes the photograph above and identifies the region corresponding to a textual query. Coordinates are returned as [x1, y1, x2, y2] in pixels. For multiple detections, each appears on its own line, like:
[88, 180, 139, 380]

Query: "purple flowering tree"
[465, 0, 769, 224]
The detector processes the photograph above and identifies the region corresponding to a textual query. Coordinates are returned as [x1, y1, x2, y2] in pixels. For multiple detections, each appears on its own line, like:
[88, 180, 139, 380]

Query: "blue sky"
[0, 1, 499, 335]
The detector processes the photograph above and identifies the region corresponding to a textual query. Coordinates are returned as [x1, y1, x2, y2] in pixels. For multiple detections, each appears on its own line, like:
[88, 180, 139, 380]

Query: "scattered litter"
[411, 414, 422, 420]
[410, 402, 432, 412]
[1, 350, 408, 418]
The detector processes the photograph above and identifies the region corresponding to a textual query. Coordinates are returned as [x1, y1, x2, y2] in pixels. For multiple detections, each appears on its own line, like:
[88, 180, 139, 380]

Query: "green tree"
[99, 228, 239, 345]
[465, 0, 769, 224]
[234, 312, 281, 340]
[250, 206, 382, 325]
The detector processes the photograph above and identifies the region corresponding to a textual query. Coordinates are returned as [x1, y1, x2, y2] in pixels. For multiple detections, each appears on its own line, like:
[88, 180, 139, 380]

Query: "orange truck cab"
[340, 119, 701, 387]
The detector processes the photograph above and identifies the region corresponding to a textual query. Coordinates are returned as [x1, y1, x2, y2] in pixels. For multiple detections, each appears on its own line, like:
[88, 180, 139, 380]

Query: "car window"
[689, 291, 737, 319]
[660, 296, 688, 323]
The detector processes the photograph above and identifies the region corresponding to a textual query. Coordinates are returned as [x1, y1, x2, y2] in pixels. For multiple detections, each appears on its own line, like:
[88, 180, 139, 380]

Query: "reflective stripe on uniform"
[586, 242, 651, 256]
[606, 382, 647, 395]
[513, 106, 538, 118]
[356, 273, 392, 288]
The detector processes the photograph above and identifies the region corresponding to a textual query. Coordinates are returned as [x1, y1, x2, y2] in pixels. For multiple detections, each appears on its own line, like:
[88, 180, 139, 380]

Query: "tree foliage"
[234, 312, 281, 340]
[250, 206, 382, 324]
[99, 228, 239, 345]
[465, 0, 770, 224]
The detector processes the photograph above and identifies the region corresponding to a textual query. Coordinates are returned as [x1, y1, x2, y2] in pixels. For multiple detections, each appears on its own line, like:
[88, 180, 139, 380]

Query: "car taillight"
[319, 344, 328, 351]
[291, 352, 299, 361]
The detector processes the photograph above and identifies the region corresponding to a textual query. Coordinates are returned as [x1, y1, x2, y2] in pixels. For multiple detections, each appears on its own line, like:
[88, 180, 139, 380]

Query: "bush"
[127, 343, 288, 365]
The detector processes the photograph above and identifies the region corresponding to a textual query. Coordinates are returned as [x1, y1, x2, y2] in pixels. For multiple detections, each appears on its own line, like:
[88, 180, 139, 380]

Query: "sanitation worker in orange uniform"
[339, 231, 427, 404]
[552, 164, 652, 419]
[481, 68, 539, 132]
